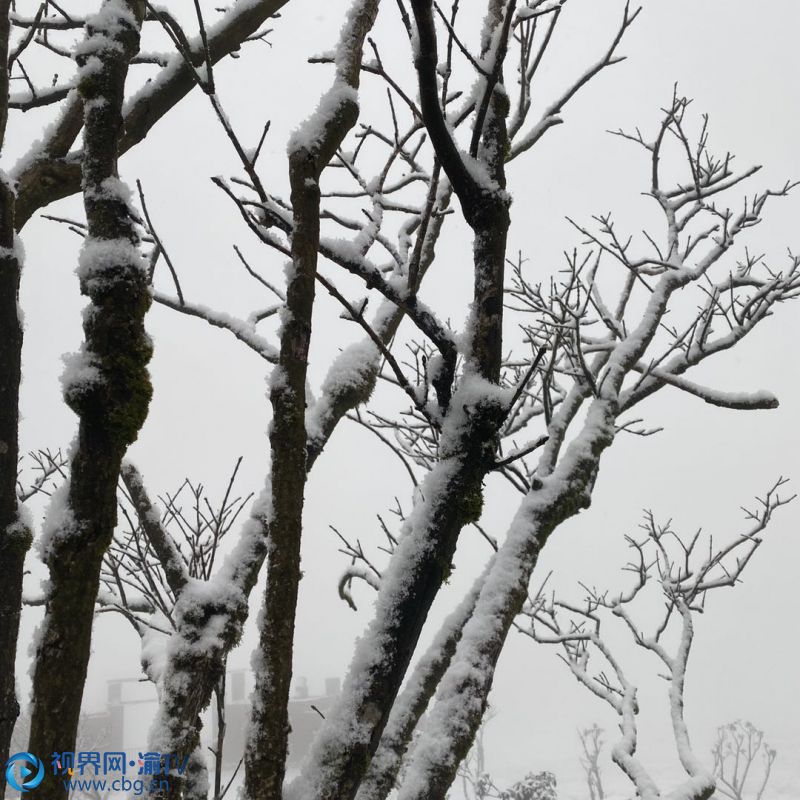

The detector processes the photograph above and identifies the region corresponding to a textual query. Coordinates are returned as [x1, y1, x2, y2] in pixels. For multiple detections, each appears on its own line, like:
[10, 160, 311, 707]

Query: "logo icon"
[6, 752, 45, 793]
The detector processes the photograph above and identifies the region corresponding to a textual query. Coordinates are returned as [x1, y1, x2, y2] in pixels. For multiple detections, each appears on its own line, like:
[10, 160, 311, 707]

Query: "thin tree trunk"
[241, 154, 318, 800]
[242, 3, 379, 797]
[0, 152, 27, 800]
[27, 6, 151, 798]
[0, 0, 9, 148]
[213, 677, 226, 800]
[0, 4, 29, 787]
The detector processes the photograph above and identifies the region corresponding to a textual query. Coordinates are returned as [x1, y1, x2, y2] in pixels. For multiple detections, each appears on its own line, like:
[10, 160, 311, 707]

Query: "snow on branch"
[9, 0, 293, 228]
[712, 720, 777, 800]
[103, 459, 252, 635]
[356, 567, 487, 800]
[524, 481, 793, 800]
[510, 2, 641, 159]
[628, 364, 778, 411]
[120, 461, 189, 597]
[331, 522, 389, 611]
[16, 448, 69, 504]
[152, 291, 279, 363]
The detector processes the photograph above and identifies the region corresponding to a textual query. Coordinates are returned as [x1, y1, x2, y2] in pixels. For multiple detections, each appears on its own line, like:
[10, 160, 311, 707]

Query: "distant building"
[10, 671, 339, 774]
[48, 671, 341, 767]
[212, 671, 340, 767]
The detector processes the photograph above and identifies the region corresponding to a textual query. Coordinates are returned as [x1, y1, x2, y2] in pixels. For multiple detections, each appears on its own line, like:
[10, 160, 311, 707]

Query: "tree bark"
[355, 572, 485, 800]
[399, 272, 692, 800]
[242, 3, 379, 797]
[291, 8, 514, 798]
[0, 0, 9, 149]
[0, 163, 28, 800]
[0, 5, 29, 787]
[27, 6, 151, 798]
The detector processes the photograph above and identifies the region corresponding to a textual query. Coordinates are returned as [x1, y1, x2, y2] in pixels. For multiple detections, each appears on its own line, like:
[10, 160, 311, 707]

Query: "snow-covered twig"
[525, 484, 791, 800]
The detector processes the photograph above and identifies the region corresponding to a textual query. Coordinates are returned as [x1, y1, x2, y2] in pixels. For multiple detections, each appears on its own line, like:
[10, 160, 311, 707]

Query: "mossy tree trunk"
[241, 3, 380, 798]
[0, 3, 29, 786]
[291, 6, 515, 799]
[0, 186, 27, 800]
[27, 5, 151, 798]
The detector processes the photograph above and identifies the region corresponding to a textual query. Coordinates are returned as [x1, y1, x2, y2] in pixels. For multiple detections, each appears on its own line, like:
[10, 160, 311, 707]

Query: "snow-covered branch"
[152, 291, 279, 363]
[712, 720, 777, 800]
[525, 484, 791, 800]
[510, 2, 641, 159]
[10, 0, 293, 228]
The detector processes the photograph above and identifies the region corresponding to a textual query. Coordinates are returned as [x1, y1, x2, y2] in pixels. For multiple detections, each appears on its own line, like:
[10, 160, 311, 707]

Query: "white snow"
[60, 347, 103, 400]
[37, 479, 79, 564]
[77, 236, 147, 293]
[306, 338, 381, 445]
[287, 81, 358, 156]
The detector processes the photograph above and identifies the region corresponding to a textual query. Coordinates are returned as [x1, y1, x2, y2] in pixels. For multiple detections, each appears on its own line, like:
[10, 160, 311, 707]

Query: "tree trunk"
[291, 412, 504, 800]
[355, 572, 485, 800]
[242, 144, 322, 800]
[400, 272, 691, 799]
[0, 5, 28, 779]
[243, 3, 378, 797]
[0, 176, 27, 800]
[27, 6, 151, 798]
[293, 6, 514, 796]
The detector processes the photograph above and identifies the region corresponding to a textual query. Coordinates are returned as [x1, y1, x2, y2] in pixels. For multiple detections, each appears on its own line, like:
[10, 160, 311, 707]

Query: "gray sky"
[6, 1, 800, 798]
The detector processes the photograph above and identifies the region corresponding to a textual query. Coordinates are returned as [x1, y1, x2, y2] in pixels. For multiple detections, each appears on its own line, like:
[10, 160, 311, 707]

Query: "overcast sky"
[6, 1, 800, 799]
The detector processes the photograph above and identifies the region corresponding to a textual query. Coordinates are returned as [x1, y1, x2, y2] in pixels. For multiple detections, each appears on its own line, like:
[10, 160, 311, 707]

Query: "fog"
[6, 1, 800, 798]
